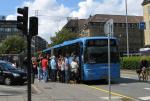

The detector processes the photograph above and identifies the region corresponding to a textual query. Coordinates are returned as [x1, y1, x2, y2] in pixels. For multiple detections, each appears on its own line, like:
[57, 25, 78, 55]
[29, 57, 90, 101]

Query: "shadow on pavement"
[82, 77, 143, 86]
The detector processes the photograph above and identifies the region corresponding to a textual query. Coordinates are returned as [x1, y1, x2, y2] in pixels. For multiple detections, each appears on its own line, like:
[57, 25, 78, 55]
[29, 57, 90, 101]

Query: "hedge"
[120, 56, 150, 70]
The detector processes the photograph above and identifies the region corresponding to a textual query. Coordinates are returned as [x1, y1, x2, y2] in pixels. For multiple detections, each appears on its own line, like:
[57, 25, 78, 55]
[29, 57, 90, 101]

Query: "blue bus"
[43, 37, 120, 81]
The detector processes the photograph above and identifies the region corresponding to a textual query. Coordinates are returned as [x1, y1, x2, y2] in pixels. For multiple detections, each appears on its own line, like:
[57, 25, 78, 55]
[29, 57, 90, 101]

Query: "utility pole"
[125, 0, 129, 57]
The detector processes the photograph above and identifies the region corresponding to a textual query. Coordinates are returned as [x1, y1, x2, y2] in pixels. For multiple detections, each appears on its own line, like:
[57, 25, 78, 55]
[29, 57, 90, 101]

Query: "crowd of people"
[31, 53, 80, 84]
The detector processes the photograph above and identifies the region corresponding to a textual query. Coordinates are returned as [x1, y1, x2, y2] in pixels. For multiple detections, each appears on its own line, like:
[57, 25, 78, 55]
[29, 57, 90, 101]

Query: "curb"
[31, 84, 42, 94]
[121, 70, 136, 75]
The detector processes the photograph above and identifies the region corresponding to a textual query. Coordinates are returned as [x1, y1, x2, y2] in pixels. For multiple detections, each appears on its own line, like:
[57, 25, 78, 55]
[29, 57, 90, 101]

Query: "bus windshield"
[84, 39, 119, 64]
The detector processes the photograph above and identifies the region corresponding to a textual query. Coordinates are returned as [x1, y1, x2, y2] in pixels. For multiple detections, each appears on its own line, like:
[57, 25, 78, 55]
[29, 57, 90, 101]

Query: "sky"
[0, 0, 144, 43]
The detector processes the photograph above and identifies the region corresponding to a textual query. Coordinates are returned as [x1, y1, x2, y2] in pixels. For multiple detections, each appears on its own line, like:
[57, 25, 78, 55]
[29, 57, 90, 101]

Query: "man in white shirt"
[70, 58, 79, 83]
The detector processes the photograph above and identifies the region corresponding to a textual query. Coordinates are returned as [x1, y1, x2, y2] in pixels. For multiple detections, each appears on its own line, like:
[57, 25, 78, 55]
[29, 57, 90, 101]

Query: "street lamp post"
[125, 0, 129, 57]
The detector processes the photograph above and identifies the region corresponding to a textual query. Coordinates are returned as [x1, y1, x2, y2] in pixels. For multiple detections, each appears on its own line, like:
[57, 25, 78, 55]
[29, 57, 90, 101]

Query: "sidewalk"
[30, 79, 137, 101]
[121, 69, 136, 75]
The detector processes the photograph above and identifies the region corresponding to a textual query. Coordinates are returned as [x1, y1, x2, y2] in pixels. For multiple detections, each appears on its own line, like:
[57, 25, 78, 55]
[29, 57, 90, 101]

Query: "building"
[64, 17, 86, 34]
[0, 19, 22, 42]
[142, 0, 150, 46]
[32, 36, 48, 53]
[0, 16, 6, 20]
[0, 17, 48, 57]
[64, 14, 144, 54]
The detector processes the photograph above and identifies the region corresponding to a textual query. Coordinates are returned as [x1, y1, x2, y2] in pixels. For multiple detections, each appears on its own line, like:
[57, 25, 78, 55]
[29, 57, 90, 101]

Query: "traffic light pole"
[17, 7, 38, 101]
[27, 35, 32, 101]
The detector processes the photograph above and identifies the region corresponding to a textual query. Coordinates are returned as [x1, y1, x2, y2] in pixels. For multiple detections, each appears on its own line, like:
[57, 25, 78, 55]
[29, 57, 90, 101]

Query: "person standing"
[41, 55, 49, 82]
[31, 60, 37, 84]
[57, 55, 62, 82]
[61, 57, 65, 83]
[50, 55, 57, 82]
[48, 56, 52, 80]
[37, 58, 42, 81]
[70, 58, 79, 83]
[65, 55, 69, 83]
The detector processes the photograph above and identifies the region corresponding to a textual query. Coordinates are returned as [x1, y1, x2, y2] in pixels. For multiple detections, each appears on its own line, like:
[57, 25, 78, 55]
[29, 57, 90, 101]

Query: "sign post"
[104, 19, 113, 101]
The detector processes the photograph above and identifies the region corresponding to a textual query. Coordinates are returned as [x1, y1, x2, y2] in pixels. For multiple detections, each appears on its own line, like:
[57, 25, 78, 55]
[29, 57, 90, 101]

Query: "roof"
[64, 19, 87, 28]
[142, 0, 150, 5]
[64, 14, 143, 30]
[87, 14, 143, 23]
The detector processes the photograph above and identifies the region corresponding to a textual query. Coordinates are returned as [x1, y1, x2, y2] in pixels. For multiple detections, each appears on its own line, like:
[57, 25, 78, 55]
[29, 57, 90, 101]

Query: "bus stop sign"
[104, 19, 113, 37]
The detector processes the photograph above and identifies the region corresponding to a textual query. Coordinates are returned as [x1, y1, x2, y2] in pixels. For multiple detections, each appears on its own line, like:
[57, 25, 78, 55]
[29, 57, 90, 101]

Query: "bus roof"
[62, 36, 116, 46]
[43, 37, 116, 53]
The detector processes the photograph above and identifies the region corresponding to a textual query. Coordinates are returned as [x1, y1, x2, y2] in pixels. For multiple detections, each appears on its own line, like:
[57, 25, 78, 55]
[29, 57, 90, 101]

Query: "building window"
[114, 23, 117, 27]
[133, 23, 138, 28]
[122, 23, 126, 28]
[12, 28, 19, 32]
[0, 28, 4, 32]
[100, 22, 104, 27]
[4, 28, 11, 32]
[128, 23, 132, 28]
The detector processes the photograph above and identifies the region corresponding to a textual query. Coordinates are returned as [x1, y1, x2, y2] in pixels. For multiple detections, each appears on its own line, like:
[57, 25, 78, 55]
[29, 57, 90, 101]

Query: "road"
[87, 71, 150, 101]
[0, 84, 27, 96]
[0, 71, 150, 101]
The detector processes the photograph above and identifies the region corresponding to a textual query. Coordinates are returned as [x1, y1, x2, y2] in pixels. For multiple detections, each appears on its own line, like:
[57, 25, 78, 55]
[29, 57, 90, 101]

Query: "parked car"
[0, 60, 27, 85]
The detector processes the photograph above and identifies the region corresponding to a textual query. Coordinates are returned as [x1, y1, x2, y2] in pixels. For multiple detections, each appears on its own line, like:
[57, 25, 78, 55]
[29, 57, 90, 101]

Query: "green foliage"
[120, 56, 150, 70]
[0, 35, 27, 54]
[50, 28, 78, 46]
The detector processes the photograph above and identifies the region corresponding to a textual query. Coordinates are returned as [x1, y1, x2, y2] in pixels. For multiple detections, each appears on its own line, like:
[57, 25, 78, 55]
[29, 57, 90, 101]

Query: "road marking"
[119, 83, 128, 86]
[100, 96, 122, 100]
[139, 96, 150, 100]
[122, 76, 136, 79]
[0, 92, 13, 96]
[0, 86, 26, 91]
[144, 88, 150, 90]
[86, 85, 136, 100]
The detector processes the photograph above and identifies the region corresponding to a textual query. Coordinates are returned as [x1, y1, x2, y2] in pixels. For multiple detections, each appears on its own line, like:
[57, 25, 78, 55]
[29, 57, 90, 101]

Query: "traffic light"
[17, 7, 28, 35]
[29, 17, 38, 36]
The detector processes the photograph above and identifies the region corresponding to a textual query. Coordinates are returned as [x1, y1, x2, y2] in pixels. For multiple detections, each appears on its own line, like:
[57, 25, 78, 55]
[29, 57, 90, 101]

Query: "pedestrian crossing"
[100, 96, 122, 100]
[144, 88, 150, 90]
[0, 92, 13, 96]
[138, 96, 150, 101]
[0, 85, 26, 91]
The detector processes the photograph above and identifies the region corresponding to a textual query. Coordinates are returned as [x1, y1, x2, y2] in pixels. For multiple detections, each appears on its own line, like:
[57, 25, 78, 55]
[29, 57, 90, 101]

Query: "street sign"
[104, 19, 113, 37]
[139, 22, 145, 30]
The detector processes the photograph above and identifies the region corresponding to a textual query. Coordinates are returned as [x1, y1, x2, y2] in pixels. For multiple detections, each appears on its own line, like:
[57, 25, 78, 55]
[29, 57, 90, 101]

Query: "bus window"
[84, 40, 119, 64]
[64, 42, 81, 57]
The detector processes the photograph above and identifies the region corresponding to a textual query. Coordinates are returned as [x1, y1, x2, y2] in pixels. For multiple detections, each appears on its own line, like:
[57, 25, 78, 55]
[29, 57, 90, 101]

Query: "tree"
[50, 28, 78, 46]
[0, 35, 27, 54]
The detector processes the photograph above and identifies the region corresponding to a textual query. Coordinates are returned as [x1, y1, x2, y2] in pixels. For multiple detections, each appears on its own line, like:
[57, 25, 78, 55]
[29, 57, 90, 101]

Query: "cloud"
[6, 0, 143, 43]
[7, 0, 70, 43]
[26, 0, 71, 43]
[6, 15, 16, 20]
[70, 0, 143, 18]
